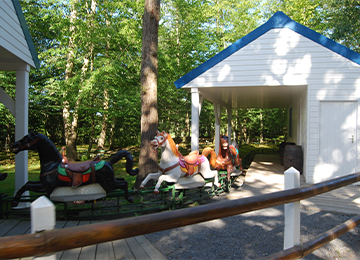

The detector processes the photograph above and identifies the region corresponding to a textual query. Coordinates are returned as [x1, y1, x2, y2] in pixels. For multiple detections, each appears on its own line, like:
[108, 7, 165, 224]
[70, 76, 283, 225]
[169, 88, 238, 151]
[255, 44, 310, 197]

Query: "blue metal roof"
[174, 11, 360, 89]
[12, 0, 40, 70]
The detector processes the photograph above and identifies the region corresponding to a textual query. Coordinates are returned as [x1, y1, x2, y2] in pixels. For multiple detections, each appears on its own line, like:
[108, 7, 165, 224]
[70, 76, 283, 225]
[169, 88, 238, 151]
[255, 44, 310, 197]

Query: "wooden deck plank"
[95, 242, 115, 260]
[60, 221, 91, 260]
[56, 220, 80, 260]
[78, 244, 97, 260]
[126, 237, 151, 260]
[0, 219, 21, 236]
[77, 220, 100, 260]
[112, 239, 135, 260]
[134, 235, 167, 260]
[4, 220, 30, 236]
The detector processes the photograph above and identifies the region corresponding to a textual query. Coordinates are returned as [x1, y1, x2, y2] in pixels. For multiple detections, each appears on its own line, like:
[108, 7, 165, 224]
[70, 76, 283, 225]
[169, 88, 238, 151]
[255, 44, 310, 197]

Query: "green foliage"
[324, 0, 360, 52]
[2, 0, 358, 150]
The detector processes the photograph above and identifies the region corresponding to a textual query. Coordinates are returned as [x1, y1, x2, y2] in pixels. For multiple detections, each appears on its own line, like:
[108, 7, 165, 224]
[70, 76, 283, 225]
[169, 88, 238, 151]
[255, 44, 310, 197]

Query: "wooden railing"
[1, 172, 360, 259]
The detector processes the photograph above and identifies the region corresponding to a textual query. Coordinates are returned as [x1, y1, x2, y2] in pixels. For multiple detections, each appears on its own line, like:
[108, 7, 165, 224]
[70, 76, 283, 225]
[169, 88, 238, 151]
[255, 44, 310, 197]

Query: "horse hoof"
[154, 190, 160, 194]
[11, 201, 19, 208]
[126, 197, 134, 203]
[139, 186, 145, 190]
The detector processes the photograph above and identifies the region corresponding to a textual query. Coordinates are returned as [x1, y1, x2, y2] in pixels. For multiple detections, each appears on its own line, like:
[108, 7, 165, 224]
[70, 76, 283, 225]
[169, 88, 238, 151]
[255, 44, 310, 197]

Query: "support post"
[31, 196, 56, 260]
[284, 166, 300, 250]
[227, 108, 232, 143]
[191, 88, 199, 151]
[214, 103, 221, 155]
[15, 65, 30, 206]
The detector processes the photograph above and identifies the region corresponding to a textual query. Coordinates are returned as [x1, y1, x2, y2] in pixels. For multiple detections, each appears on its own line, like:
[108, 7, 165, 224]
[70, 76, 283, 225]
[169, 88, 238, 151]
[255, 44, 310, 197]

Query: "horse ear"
[157, 130, 160, 135]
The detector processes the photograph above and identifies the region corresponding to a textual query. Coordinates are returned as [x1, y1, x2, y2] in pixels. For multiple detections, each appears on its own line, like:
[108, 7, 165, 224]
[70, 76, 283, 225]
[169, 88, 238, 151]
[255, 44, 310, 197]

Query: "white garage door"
[319, 101, 357, 180]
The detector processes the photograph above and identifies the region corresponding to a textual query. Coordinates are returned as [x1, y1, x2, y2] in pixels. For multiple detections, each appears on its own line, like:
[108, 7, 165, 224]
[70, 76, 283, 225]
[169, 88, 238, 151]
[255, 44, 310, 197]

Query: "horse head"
[12, 131, 40, 154]
[220, 135, 229, 151]
[151, 130, 168, 149]
[151, 130, 180, 157]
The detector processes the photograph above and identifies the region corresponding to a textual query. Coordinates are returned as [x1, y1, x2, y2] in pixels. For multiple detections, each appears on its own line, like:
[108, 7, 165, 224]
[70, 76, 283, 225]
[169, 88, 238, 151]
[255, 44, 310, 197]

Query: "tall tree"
[325, 0, 360, 52]
[135, 0, 161, 188]
[63, 0, 79, 161]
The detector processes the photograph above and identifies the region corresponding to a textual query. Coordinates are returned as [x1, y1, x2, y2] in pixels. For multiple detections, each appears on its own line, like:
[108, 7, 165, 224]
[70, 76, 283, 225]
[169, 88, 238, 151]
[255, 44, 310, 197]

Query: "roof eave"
[174, 11, 360, 90]
[12, 0, 40, 70]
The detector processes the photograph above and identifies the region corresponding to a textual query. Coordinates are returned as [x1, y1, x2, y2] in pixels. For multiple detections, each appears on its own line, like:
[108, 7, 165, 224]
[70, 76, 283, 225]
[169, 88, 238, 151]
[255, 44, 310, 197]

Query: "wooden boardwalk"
[0, 218, 167, 260]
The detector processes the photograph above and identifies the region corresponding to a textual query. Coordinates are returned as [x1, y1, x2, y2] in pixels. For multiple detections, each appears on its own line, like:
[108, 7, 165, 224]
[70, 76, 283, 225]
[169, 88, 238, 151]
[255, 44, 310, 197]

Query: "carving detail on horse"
[11, 132, 139, 207]
[202, 135, 242, 182]
[140, 130, 219, 193]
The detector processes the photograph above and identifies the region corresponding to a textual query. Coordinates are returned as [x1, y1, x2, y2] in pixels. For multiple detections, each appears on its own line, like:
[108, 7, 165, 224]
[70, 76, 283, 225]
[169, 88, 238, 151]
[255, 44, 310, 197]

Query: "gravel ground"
[145, 191, 360, 259]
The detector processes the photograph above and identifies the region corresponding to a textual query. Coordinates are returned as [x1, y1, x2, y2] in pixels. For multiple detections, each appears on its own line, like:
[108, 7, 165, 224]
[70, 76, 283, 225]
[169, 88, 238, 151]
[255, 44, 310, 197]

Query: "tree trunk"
[260, 109, 264, 143]
[98, 13, 110, 151]
[97, 89, 109, 150]
[109, 118, 116, 150]
[135, 0, 161, 189]
[87, 113, 95, 159]
[63, 0, 78, 161]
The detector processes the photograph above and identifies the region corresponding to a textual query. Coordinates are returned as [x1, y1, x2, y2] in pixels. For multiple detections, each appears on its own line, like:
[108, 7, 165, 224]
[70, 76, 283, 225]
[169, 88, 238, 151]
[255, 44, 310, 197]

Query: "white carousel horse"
[140, 130, 220, 193]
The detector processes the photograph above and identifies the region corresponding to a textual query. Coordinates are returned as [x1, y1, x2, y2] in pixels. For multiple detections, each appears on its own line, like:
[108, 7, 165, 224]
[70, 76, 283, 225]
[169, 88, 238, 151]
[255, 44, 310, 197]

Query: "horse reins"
[158, 162, 180, 174]
[16, 137, 40, 151]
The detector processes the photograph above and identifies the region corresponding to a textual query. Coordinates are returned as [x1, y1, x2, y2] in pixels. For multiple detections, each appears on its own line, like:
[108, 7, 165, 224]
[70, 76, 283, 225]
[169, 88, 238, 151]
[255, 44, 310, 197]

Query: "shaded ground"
[145, 156, 360, 260]
[146, 201, 360, 259]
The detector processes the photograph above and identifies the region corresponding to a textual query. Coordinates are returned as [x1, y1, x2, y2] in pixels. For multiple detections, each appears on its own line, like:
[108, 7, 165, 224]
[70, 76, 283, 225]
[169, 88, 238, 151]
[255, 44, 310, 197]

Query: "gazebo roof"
[0, 0, 39, 70]
[174, 12, 360, 109]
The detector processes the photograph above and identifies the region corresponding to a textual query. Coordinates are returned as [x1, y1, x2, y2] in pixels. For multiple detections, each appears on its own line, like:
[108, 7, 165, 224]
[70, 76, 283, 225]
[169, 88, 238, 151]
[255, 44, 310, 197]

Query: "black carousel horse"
[0, 173, 8, 199]
[11, 132, 139, 207]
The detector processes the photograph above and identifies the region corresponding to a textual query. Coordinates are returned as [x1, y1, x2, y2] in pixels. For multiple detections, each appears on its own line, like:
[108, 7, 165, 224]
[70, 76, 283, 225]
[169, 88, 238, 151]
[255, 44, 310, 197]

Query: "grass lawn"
[0, 142, 278, 198]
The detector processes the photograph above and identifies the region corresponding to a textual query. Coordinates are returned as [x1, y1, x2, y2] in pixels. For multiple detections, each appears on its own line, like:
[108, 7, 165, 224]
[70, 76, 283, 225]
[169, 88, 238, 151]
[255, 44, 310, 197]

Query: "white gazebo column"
[14, 65, 30, 196]
[227, 108, 232, 144]
[214, 103, 221, 155]
[191, 88, 200, 151]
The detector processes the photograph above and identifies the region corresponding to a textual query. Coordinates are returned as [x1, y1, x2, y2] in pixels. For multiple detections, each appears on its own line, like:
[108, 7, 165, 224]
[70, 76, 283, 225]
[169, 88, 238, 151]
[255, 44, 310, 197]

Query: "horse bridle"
[15, 136, 40, 151]
[155, 131, 168, 147]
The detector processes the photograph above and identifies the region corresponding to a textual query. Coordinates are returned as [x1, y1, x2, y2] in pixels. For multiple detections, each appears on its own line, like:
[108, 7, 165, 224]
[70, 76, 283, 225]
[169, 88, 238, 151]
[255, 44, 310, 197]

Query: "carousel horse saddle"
[179, 151, 203, 176]
[63, 155, 100, 173]
[58, 156, 105, 188]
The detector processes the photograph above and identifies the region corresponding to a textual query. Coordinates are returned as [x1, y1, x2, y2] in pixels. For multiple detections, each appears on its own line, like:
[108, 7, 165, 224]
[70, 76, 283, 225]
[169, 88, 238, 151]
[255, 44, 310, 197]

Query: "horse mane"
[165, 134, 180, 157]
[38, 133, 62, 157]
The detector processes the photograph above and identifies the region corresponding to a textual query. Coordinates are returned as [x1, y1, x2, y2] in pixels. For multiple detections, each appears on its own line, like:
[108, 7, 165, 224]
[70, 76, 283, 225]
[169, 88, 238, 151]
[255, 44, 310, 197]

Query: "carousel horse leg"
[12, 181, 47, 208]
[122, 183, 133, 203]
[154, 173, 180, 194]
[113, 179, 133, 203]
[140, 172, 161, 189]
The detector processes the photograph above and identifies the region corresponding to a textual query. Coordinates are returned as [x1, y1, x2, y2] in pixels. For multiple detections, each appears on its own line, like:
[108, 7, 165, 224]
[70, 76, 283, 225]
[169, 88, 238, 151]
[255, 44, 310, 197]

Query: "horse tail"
[0, 172, 7, 181]
[202, 147, 217, 168]
[110, 150, 139, 176]
[229, 145, 242, 170]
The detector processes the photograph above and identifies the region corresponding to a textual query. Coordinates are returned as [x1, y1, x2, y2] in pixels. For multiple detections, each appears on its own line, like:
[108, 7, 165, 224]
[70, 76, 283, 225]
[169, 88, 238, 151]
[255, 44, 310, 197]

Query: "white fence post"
[31, 196, 56, 260]
[284, 167, 300, 250]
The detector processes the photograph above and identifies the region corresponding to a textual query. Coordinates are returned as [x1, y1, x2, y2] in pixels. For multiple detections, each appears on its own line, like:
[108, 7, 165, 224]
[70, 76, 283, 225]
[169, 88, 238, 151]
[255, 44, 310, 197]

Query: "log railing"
[1, 172, 360, 259]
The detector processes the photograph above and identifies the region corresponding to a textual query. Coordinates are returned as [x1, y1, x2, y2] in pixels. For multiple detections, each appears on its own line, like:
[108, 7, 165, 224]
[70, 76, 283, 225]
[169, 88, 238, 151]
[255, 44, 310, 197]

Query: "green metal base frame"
[0, 150, 262, 220]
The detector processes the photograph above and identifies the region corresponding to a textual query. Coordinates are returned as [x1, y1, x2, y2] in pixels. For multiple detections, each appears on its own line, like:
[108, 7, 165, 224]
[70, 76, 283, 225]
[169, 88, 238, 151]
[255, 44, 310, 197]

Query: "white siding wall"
[185, 28, 360, 183]
[0, 1, 35, 66]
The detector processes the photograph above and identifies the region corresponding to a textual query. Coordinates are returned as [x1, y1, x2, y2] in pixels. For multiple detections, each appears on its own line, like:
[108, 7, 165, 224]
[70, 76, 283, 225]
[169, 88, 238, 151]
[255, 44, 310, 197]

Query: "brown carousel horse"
[203, 135, 242, 183]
